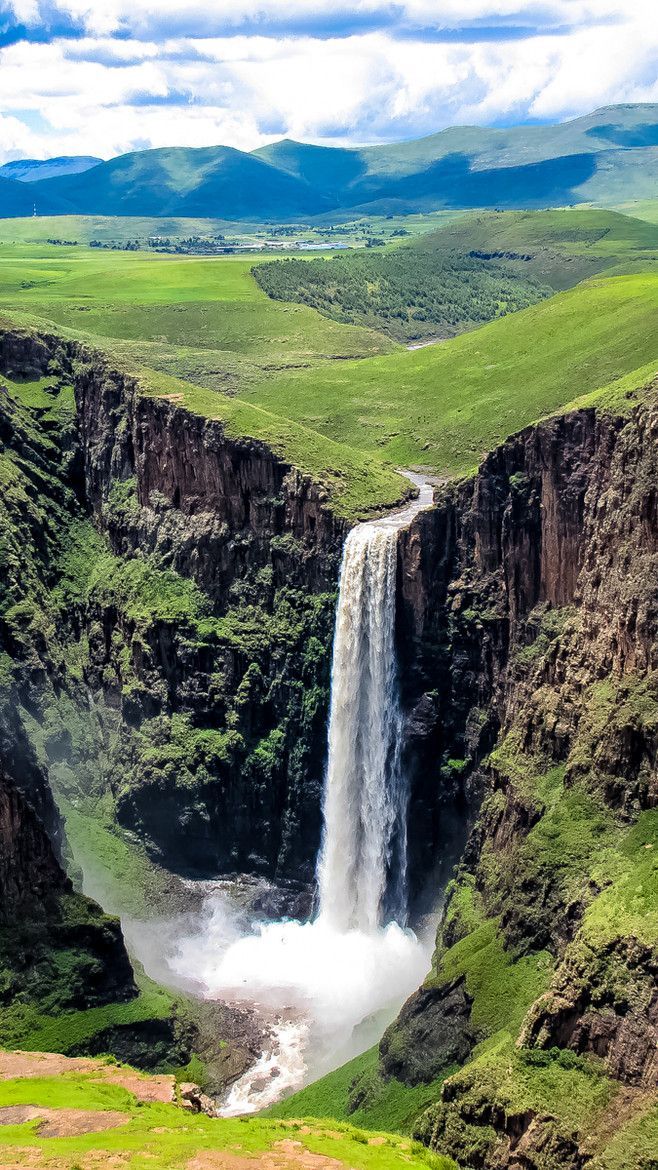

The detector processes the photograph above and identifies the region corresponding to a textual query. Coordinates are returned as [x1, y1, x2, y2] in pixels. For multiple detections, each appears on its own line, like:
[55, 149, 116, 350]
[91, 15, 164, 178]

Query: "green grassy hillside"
[254, 209, 658, 342]
[0, 245, 391, 390]
[255, 105, 658, 210]
[251, 104, 658, 214]
[33, 144, 330, 219]
[241, 270, 658, 473]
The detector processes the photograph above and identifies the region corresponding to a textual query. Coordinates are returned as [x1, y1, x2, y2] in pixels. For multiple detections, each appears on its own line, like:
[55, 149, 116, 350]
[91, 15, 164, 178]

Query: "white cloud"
[0, 1, 655, 163]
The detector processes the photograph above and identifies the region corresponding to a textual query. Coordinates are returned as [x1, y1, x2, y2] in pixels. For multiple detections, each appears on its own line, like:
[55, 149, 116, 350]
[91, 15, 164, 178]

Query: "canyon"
[0, 319, 656, 1167]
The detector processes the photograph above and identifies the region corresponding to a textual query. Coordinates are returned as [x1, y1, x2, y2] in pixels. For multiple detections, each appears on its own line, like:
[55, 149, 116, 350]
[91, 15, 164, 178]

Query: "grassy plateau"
[0, 207, 656, 512]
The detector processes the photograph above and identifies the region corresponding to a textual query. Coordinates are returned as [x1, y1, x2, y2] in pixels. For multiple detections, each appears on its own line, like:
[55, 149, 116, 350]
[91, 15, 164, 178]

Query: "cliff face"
[74, 357, 344, 599]
[0, 754, 136, 1010]
[0, 326, 344, 886]
[382, 387, 658, 1169]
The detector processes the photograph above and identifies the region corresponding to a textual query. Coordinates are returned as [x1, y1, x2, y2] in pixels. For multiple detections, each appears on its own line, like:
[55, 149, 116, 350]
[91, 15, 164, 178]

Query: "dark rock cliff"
[0, 752, 136, 1009]
[383, 387, 658, 1169]
[0, 325, 345, 885]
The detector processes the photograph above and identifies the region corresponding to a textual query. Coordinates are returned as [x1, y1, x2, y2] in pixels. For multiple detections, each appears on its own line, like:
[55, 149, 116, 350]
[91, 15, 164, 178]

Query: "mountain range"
[1, 103, 657, 220]
[0, 155, 101, 183]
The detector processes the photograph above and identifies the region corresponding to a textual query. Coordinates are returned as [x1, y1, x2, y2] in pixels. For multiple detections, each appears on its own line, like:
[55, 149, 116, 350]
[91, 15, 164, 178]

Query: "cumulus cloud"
[0, 0, 655, 163]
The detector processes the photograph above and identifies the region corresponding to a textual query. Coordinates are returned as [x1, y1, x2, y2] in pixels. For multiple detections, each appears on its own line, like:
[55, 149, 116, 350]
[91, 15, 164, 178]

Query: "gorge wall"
[0, 324, 347, 892]
[363, 385, 658, 1169]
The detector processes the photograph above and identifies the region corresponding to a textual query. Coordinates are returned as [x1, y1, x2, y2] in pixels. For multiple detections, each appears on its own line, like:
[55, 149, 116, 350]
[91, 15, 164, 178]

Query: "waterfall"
[317, 476, 435, 934]
[169, 475, 435, 1114]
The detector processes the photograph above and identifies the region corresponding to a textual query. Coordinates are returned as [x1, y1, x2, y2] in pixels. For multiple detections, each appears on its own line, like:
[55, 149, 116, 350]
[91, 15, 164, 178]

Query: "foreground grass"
[267, 1047, 453, 1136]
[0, 1068, 458, 1170]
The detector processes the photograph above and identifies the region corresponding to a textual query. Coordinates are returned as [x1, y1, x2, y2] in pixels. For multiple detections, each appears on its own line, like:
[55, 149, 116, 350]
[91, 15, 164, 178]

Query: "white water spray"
[167, 474, 435, 1111]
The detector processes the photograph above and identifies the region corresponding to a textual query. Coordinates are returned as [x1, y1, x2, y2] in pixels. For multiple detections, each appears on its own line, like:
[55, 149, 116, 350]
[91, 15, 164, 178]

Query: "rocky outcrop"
[379, 979, 474, 1085]
[0, 763, 62, 914]
[73, 353, 345, 600]
[520, 938, 658, 1087]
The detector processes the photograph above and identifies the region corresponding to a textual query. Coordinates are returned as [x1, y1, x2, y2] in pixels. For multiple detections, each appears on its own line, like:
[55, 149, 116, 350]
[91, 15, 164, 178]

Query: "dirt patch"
[0, 1051, 175, 1103]
[0, 1104, 130, 1136]
[100, 1068, 175, 1103]
[0, 1052, 101, 1080]
[187, 1138, 351, 1170]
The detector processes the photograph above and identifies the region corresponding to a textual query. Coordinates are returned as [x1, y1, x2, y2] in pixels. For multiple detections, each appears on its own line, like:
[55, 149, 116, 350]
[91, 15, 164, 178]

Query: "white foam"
[169, 899, 431, 1113]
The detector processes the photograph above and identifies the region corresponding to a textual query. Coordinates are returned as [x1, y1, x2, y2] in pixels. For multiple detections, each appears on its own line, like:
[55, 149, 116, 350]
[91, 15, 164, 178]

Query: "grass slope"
[0, 246, 391, 380]
[267, 1047, 454, 1136]
[254, 208, 658, 342]
[255, 105, 658, 213]
[241, 270, 658, 473]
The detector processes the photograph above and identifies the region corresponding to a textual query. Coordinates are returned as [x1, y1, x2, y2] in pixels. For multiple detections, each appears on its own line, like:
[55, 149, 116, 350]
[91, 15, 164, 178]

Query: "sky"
[0, 1, 656, 162]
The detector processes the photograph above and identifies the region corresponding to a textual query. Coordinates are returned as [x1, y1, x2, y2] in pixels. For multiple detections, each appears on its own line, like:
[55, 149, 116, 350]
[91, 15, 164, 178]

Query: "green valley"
[0, 94, 657, 1170]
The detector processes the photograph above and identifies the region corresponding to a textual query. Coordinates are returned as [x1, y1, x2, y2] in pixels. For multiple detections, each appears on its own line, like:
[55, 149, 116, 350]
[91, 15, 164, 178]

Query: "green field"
[0, 209, 656, 514]
[610, 198, 658, 224]
[0, 210, 459, 247]
[0, 244, 392, 394]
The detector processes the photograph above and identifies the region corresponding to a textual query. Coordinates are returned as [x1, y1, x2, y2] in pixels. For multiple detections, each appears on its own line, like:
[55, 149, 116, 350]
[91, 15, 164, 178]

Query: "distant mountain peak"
[0, 156, 102, 183]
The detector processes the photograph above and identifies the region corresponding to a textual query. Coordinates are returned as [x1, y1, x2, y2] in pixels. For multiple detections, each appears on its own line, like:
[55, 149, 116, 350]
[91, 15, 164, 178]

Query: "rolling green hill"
[257, 103, 658, 214]
[34, 145, 331, 219]
[4, 103, 657, 221]
[240, 269, 658, 475]
[254, 209, 658, 342]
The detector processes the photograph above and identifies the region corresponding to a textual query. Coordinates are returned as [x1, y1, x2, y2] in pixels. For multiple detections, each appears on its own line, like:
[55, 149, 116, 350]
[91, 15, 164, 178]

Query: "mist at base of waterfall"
[167, 891, 433, 1113]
